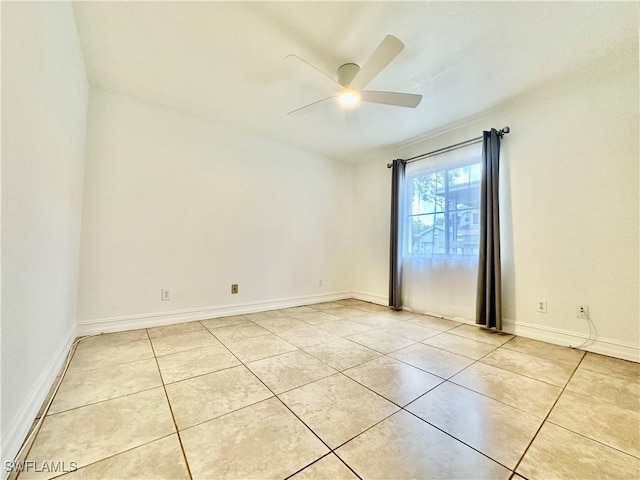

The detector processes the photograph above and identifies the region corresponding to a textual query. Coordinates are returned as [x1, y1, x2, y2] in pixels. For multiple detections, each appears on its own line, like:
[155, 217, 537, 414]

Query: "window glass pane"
[411, 171, 445, 215]
[409, 213, 446, 254]
[448, 166, 469, 186]
[405, 156, 482, 258]
[409, 214, 433, 253]
[469, 163, 482, 183]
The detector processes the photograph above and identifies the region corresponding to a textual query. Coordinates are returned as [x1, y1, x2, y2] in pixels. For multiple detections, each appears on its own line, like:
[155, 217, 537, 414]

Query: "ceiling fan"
[287, 35, 422, 117]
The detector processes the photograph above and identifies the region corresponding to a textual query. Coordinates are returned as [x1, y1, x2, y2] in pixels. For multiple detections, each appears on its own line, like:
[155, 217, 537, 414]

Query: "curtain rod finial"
[502, 126, 510, 134]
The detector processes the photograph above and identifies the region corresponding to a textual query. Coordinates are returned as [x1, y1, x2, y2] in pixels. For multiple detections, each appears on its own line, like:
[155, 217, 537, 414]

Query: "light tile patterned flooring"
[19, 299, 640, 479]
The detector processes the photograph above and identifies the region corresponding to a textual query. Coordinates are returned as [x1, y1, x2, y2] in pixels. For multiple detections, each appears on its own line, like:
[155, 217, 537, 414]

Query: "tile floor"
[17, 299, 640, 479]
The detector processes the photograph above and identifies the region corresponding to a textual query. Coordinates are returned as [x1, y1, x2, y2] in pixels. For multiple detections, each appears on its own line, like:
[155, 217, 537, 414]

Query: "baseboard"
[402, 308, 639, 363]
[1, 325, 77, 477]
[77, 291, 352, 336]
[77, 289, 639, 363]
[351, 291, 388, 306]
[501, 319, 639, 363]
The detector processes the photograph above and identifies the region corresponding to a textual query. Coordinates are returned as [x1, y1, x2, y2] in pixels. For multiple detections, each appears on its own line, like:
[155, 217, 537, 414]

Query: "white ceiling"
[72, 1, 636, 162]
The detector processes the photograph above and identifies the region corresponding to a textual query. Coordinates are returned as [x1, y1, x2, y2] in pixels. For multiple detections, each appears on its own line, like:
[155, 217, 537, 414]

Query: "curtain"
[476, 129, 502, 329]
[401, 142, 483, 320]
[389, 159, 405, 310]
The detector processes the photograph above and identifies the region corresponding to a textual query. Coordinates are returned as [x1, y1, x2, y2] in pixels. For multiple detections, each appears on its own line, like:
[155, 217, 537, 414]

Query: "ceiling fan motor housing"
[338, 63, 360, 87]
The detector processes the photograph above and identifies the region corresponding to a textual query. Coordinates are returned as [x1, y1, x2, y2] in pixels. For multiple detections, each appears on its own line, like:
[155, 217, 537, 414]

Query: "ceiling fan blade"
[285, 54, 343, 94]
[349, 35, 404, 90]
[287, 96, 336, 117]
[361, 90, 422, 108]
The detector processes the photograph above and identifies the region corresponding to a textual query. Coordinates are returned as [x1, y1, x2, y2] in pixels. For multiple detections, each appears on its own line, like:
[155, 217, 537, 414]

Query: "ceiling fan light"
[338, 90, 360, 107]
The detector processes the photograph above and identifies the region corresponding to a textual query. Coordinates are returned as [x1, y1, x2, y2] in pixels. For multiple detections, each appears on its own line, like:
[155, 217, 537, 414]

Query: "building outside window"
[406, 160, 481, 257]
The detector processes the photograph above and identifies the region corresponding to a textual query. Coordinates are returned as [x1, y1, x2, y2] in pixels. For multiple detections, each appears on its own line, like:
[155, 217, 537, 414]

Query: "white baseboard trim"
[352, 291, 388, 306]
[1, 325, 77, 476]
[77, 288, 638, 363]
[447, 316, 639, 362]
[501, 318, 639, 363]
[401, 307, 639, 363]
[77, 291, 352, 336]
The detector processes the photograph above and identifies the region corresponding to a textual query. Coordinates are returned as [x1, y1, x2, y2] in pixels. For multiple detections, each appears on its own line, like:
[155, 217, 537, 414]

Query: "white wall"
[1, 2, 88, 464]
[353, 45, 639, 361]
[76, 90, 353, 331]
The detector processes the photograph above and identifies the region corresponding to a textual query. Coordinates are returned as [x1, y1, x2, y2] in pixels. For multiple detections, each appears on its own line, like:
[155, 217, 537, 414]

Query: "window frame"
[404, 156, 482, 259]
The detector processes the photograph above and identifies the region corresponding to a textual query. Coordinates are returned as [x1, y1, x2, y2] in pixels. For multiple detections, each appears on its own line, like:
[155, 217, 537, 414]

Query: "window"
[405, 159, 481, 257]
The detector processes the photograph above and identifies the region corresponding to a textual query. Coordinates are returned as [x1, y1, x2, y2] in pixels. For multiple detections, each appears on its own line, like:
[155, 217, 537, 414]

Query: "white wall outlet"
[536, 299, 547, 313]
[318, 279, 323, 287]
[161, 289, 171, 301]
[577, 305, 589, 319]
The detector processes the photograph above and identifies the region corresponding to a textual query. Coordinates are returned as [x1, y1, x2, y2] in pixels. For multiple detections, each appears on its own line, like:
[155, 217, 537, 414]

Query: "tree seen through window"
[406, 160, 481, 256]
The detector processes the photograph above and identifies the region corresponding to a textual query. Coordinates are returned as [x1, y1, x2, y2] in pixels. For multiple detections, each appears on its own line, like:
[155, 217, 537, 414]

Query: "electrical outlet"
[536, 299, 547, 313]
[318, 279, 323, 287]
[577, 305, 589, 319]
[161, 289, 171, 301]
[231, 284, 238, 294]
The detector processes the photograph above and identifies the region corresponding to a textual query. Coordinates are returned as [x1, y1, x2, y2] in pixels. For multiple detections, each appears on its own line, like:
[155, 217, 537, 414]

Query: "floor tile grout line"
[387, 344, 562, 423]
[35, 303, 624, 479]
[245, 356, 434, 464]
[154, 341, 230, 359]
[156, 311, 394, 410]
[329, 410, 401, 476]
[270, 328, 341, 349]
[17, 302, 369, 480]
[456, 334, 586, 388]
[209, 330, 274, 345]
[510, 350, 588, 476]
[164, 309, 617, 474]
[340, 333, 419, 355]
[215, 344, 300, 364]
[46, 433, 178, 480]
[401, 407, 516, 473]
[473, 353, 578, 389]
[23, 334, 181, 479]
[549, 378, 640, 415]
[333, 453, 363, 480]
[385, 344, 474, 379]
[334, 367, 440, 410]
[415, 338, 500, 361]
[145, 329, 194, 480]
[419, 331, 502, 352]
[45, 383, 166, 418]
[543, 418, 640, 460]
[161, 360, 243, 386]
[497, 343, 587, 371]
[174, 392, 275, 433]
[575, 365, 640, 384]
[444, 376, 557, 420]
[400, 374, 553, 458]
[259, 315, 580, 425]
[324, 404, 401, 453]
[217, 307, 420, 474]
[65, 351, 156, 376]
[9, 338, 88, 480]
[281, 452, 335, 480]
[267, 372, 341, 399]
[283, 451, 362, 480]
[446, 327, 514, 347]
[205, 334, 354, 477]
[300, 345, 383, 373]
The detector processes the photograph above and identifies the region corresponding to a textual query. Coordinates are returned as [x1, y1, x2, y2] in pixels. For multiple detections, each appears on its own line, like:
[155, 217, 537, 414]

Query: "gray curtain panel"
[476, 129, 502, 329]
[389, 159, 406, 310]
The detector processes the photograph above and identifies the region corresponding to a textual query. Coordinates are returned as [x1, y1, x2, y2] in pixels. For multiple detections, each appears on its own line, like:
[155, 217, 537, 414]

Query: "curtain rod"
[386, 126, 510, 168]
